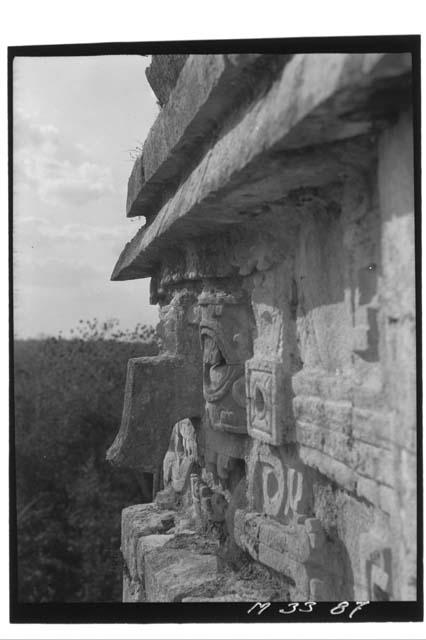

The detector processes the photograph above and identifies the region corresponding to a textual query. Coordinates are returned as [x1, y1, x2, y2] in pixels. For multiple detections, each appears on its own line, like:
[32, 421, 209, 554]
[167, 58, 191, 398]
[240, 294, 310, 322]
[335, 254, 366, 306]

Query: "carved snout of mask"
[106, 353, 203, 473]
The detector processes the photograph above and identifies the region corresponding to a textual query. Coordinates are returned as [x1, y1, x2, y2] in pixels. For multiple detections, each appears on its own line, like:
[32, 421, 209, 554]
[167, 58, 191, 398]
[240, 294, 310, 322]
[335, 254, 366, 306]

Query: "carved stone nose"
[106, 353, 203, 473]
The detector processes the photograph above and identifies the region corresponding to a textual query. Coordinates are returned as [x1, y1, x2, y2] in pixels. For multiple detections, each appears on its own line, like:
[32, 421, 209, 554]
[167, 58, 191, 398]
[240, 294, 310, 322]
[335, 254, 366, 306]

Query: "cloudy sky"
[13, 55, 160, 338]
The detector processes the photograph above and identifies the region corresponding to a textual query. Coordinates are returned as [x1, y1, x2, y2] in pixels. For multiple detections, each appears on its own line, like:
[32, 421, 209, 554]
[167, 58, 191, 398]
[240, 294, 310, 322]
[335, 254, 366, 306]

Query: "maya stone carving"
[198, 285, 253, 435]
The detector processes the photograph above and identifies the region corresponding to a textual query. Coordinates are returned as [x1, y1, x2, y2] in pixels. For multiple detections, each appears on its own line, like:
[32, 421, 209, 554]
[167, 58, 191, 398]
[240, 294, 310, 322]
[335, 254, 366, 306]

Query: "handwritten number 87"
[330, 601, 370, 619]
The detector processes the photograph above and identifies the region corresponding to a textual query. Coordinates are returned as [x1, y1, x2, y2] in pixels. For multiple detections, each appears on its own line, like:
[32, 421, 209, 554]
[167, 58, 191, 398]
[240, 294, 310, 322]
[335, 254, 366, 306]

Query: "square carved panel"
[246, 358, 286, 445]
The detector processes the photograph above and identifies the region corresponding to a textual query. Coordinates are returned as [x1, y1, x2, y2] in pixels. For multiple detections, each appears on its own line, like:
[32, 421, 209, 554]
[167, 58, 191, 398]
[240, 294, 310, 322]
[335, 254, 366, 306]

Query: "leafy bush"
[14, 319, 158, 602]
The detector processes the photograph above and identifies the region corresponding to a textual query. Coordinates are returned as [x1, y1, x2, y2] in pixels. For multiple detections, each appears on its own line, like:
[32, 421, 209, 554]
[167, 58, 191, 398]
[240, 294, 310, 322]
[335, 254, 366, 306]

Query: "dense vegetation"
[14, 319, 158, 602]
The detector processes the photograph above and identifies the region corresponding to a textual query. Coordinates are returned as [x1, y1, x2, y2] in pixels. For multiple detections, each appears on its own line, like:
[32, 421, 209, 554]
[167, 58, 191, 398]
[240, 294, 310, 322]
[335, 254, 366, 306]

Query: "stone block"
[258, 520, 311, 563]
[144, 547, 219, 601]
[299, 446, 357, 492]
[121, 504, 175, 578]
[182, 572, 282, 602]
[352, 407, 392, 450]
[293, 394, 323, 421]
[293, 395, 352, 434]
[354, 441, 395, 487]
[258, 543, 310, 598]
[292, 369, 355, 403]
[246, 358, 288, 445]
[230, 578, 280, 602]
[296, 421, 358, 469]
[324, 400, 353, 432]
[135, 534, 174, 583]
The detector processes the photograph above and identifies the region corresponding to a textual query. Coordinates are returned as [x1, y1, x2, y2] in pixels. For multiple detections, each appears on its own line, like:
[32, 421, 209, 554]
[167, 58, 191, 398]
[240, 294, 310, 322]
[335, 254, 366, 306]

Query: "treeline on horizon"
[13, 318, 158, 602]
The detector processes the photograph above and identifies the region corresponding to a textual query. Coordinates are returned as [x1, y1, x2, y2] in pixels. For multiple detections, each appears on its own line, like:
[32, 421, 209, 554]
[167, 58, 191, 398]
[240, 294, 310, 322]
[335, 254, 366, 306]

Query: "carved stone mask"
[198, 287, 253, 434]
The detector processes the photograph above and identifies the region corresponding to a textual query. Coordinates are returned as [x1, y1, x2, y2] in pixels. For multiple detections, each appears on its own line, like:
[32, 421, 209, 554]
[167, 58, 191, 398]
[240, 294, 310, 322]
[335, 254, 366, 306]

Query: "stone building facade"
[107, 52, 416, 602]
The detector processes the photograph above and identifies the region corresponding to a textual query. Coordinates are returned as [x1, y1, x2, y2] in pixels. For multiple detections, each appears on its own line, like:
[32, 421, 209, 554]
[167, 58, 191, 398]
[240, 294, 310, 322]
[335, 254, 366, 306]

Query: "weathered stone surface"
[299, 446, 357, 492]
[293, 396, 353, 434]
[145, 54, 189, 107]
[107, 290, 203, 473]
[198, 283, 254, 435]
[121, 504, 175, 579]
[258, 520, 312, 562]
[202, 417, 249, 482]
[377, 109, 416, 600]
[181, 576, 281, 602]
[182, 594, 246, 602]
[106, 353, 203, 472]
[154, 485, 177, 510]
[123, 533, 174, 602]
[309, 578, 335, 601]
[112, 53, 411, 281]
[352, 407, 393, 450]
[135, 534, 173, 580]
[144, 547, 219, 601]
[297, 423, 357, 471]
[122, 570, 144, 603]
[353, 441, 395, 487]
[112, 52, 416, 604]
[162, 418, 198, 493]
[127, 54, 287, 220]
[234, 508, 343, 601]
[292, 369, 354, 403]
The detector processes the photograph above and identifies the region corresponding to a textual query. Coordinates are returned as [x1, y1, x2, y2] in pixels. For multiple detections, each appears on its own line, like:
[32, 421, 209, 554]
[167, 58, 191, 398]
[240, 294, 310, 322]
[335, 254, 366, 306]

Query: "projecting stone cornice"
[126, 53, 289, 221]
[112, 52, 411, 282]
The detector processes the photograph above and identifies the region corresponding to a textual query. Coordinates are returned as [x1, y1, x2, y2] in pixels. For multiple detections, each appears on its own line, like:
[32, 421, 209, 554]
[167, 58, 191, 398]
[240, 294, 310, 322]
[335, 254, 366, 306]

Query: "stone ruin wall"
[107, 52, 416, 603]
